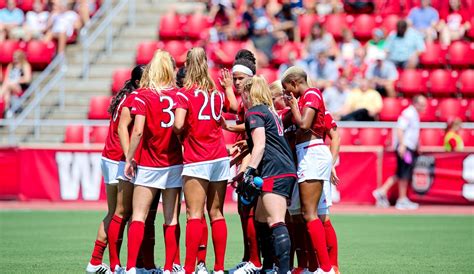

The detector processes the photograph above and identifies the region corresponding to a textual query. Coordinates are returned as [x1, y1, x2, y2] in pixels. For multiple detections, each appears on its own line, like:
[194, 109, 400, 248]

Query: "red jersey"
[297, 88, 326, 139]
[131, 87, 183, 168]
[176, 88, 228, 164]
[102, 91, 138, 161]
[323, 111, 337, 141]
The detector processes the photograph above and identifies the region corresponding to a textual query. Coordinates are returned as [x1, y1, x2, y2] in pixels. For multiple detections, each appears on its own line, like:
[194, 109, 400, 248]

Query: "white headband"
[232, 64, 254, 76]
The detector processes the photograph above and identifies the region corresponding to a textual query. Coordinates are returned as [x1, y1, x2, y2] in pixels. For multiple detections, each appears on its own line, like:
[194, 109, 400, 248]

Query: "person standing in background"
[372, 95, 427, 210]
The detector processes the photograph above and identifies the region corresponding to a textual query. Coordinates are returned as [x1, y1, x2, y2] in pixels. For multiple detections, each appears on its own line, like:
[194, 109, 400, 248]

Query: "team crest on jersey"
[412, 155, 435, 194]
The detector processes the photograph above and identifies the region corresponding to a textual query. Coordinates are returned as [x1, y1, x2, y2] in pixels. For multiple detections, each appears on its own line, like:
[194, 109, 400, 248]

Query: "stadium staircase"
[0, 0, 201, 144]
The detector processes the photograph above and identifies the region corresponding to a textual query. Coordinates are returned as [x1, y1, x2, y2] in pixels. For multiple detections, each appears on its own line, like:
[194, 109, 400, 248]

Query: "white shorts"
[296, 139, 332, 183]
[116, 161, 130, 182]
[134, 165, 183, 189]
[182, 157, 231, 182]
[287, 180, 332, 216]
[101, 157, 119, 185]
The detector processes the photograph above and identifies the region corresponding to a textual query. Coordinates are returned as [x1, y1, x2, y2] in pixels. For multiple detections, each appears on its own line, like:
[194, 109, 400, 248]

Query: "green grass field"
[0, 211, 473, 273]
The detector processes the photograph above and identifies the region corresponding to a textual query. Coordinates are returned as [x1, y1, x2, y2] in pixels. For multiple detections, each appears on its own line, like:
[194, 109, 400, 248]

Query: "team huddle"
[85, 47, 341, 274]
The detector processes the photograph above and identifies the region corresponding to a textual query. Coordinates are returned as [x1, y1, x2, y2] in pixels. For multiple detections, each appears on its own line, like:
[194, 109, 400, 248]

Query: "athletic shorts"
[288, 179, 332, 216]
[396, 147, 417, 181]
[115, 161, 130, 182]
[182, 157, 230, 182]
[101, 157, 119, 185]
[262, 175, 296, 200]
[296, 139, 332, 183]
[134, 164, 183, 189]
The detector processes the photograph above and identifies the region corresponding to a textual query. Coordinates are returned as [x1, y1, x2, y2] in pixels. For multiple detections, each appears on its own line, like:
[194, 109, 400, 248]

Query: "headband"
[232, 64, 254, 76]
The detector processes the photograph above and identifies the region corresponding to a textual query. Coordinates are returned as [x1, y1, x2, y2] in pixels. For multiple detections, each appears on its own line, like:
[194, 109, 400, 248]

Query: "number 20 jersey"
[176, 88, 228, 164]
[131, 87, 183, 168]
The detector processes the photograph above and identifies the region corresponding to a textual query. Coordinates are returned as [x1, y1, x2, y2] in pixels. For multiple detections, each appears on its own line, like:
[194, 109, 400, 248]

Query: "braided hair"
[108, 65, 145, 115]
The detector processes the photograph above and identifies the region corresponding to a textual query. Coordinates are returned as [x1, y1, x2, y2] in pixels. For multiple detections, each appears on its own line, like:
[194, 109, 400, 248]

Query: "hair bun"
[235, 49, 256, 65]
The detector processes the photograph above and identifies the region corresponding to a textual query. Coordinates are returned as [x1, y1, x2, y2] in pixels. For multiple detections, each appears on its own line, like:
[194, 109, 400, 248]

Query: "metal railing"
[81, 0, 136, 79]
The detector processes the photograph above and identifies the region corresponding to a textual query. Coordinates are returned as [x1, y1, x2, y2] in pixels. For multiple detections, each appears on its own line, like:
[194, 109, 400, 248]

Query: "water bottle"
[240, 176, 263, 205]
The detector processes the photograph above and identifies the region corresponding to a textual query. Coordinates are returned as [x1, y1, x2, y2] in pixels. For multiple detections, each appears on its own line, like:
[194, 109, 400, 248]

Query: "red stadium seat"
[88, 96, 111, 120]
[447, 41, 474, 68]
[0, 0, 5, 8]
[380, 14, 399, 34]
[20, 0, 35, 11]
[158, 13, 185, 40]
[271, 42, 301, 66]
[185, 14, 212, 40]
[90, 126, 109, 143]
[419, 128, 444, 147]
[427, 69, 458, 97]
[357, 128, 390, 146]
[467, 100, 474, 122]
[158, 40, 192, 67]
[396, 69, 428, 96]
[419, 43, 446, 68]
[64, 125, 85, 143]
[352, 14, 376, 41]
[111, 68, 131, 94]
[257, 68, 278, 84]
[298, 14, 320, 40]
[458, 70, 474, 97]
[136, 41, 158, 65]
[459, 129, 474, 147]
[212, 41, 246, 66]
[0, 98, 4, 119]
[338, 127, 358, 145]
[0, 40, 24, 65]
[379, 98, 409, 121]
[419, 98, 438, 122]
[468, 18, 474, 40]
[26, 40, 56, 70]
[437, 98, 468, 122]
[323, 14, 348, 40]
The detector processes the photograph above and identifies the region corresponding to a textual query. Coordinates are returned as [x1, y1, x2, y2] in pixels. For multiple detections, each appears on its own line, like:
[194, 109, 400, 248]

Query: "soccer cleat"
[372, 190, 389, 208]
[196, 262, 209, 274]
[229, 262, 248, 273]
[125, 268, 137, 274]
[171, 264, 185, 274]
[135, 268, 146, 274]
[233, 262, 262, 274]
[315, 268, 335, 274]
[162, 270, 171, 274]
[213, 271, 224, 274]
[86, 262, 111, 274]
[395, 198, 419, 210]
[113, 265, 125, 274]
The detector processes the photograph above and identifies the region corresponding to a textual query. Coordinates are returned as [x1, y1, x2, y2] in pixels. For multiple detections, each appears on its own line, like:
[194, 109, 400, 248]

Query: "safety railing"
[81, 0, 136, 79]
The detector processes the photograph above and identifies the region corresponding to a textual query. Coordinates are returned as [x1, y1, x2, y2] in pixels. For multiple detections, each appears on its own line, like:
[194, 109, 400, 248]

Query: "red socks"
[164, 224, 180, 271]
[323, 220, 338, 267]
[211, 219, 227, 272]
[127, 221, 145, 270]
[244, 216, 261, 267]
[197, 216, 208, 264]
[185, 218, 203, 273]
[90, 240, 107, 266]
[107, 215, 126, 270]
[306, 219, 331, 272]
[174, 223, 181, 265]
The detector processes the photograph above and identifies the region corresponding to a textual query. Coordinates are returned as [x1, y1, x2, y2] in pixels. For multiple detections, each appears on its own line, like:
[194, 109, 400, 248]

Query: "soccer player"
[85, 65, 144, 274]
[124, 50, 183, 274]
[281, 66, 335, 274]
[240, 76, 297, 274]
[173, 47, 230, 274]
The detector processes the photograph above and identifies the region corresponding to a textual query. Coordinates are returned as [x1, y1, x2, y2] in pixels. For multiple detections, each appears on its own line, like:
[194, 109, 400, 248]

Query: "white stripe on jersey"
[135, 97, 146, 105]
[304, 90, 322, 100]
[177, 92, 189, 101]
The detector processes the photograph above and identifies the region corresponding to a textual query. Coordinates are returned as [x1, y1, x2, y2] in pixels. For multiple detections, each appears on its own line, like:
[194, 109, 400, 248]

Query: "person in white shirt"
[15, 0, 50, 41]
[372, 95, 427, 210]
[44, 0, 81, 53]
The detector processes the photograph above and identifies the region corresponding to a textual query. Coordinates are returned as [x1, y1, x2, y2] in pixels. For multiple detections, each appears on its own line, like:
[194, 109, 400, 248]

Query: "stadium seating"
[271, 42, 301, 66]
[437, 98, 468, 122]
[20, 0, 34, 11]
[338, 127, 358, 145]
[158, 12, 185, 40]
[136, 41, 158, 65]
[90, 126, 109, 143]
[467, 100, 474, 122]
[64, 125, 85, 143]
[158, 40, 192, 66]
[458, 70, 474, 97]
[396, 69, 428, 96]
[111, 68, 131, 94]
[468, 18, 474, 40]
[0, 98, 4, 119]
[419, 98, 438, 122]
[379, 97, 409, 121]
[0, 40, 24, 65]
[211, 41, 246, 66]
[88, 96, 111, 120]
[419, 43, 446, 68]
[427, 69, 458, 97]
[460, 129, 474, 146]
[380, 14, 399, 34]
[352, 14, 376, 41]
[257, 68, 278, 84]
[298, 14, 320, 40]
[323, 14, 349, 40]
[26, 40, 56, 70]
[357, 128, 391, 146]
[419, 128, 444, 147]
[447, 41, 474, 68]
[184, 13, 212, 40]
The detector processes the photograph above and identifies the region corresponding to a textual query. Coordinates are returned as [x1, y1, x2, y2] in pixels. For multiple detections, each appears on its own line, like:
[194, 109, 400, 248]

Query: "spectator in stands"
[75, 0, 98, 24]
[365, 51, 398, 97]
[343, 0, 376, 14]
[0, 0, 25, 41]
[278, 50, 298, 77]
[338, 78, 383, 121]
[272, 3, 300, 42]
[305, 51, 339, 90]
[365, 28, 386, 63]
[438, 0, 471, 47]
[315, 0, 343, 15]
[407, 0, 439, 41]
[444, 117, 464, 152]
[338, 28, 361, 66]
[249, 13, 277, 67]
[373, 95, 427, 210]
[0, 50, 31, 117]
[11, 0, 49, 41]
[44, 0, 82, 53]
[385, 19, 425, 69]
[209, 0, 237, 42]
[304, 22, 337, 59]
[323, 77, 350, 117]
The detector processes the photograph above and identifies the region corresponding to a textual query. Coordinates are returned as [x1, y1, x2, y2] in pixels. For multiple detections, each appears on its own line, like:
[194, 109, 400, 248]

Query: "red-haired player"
[124, 50, 183, 274]
[174, 47, 230, 274]
[85, 65, 145, 274]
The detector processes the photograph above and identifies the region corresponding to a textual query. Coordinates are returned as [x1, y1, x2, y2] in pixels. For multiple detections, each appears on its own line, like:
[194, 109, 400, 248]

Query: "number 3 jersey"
[176, 88, 228, 164]
[245, 104, 296, 179]
[131, 87, 183, 168]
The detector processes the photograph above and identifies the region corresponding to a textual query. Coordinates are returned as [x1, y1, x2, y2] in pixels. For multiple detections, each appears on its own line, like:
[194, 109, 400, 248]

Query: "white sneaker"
[162, 270, 171, 274]
[395, 198, 419, 210]
[196, 262, 209, 274]
[114, 265, 125, 274]
[126, 268, 137, 274]
[229, 262, 248, 273]
[372, 190, 390, 208]
[86, 262, 112, 274]
[316, 268, 335, 274]
[234, 262, 262, 274]
[171, 264, 185, 274]
[213, 271, 224, 274]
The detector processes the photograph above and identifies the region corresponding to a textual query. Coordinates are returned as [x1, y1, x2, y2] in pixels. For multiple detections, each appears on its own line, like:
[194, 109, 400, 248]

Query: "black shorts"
[261, 175, 296, 199]
[396, 148, 417, 181]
